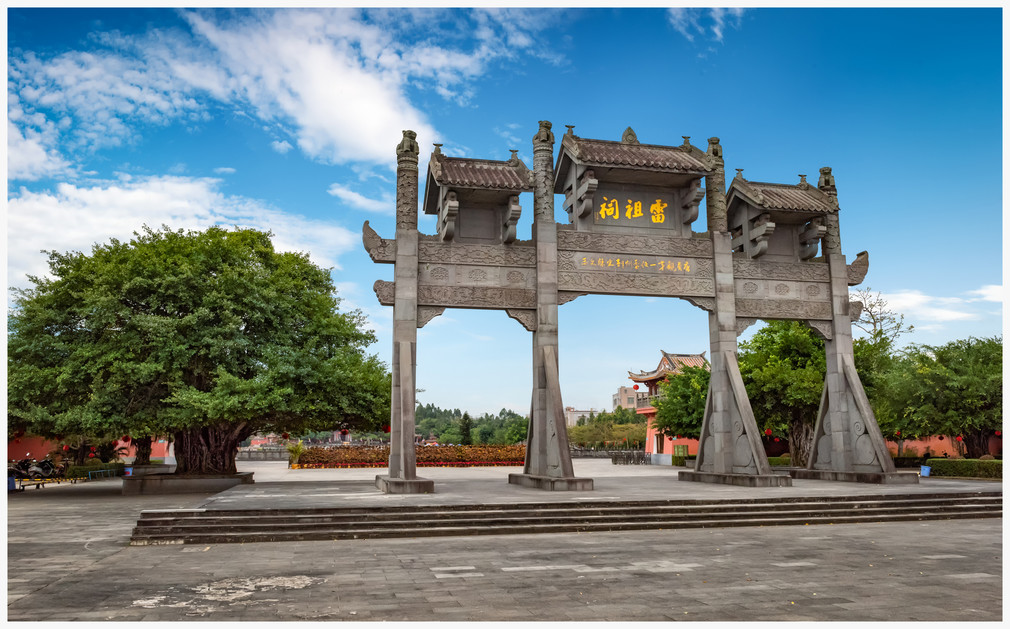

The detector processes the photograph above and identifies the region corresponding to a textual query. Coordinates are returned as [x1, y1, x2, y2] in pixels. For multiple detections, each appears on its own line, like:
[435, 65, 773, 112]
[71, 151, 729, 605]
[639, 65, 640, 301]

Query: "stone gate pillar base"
[375, 475, 435, 494]
[679, 470, 793, 488]
[508, 473, 593, 491]
[789, 469, 919, 484]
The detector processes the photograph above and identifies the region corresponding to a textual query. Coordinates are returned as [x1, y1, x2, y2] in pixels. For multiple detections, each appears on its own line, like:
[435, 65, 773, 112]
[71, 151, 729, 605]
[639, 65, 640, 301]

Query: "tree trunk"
[133, 436, 153, 466]
[963, 431, 989, 459]
[789, 417, 815, 468]
[173, 422, 252, 475]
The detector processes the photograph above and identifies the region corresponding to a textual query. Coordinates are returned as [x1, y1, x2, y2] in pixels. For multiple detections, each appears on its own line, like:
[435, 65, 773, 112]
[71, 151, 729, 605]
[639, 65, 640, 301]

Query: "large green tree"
[878, 336, 1002, 458]
[8, 226, 390, 474]
[653, 366, 710, 440]
[737, 321, 826, 466]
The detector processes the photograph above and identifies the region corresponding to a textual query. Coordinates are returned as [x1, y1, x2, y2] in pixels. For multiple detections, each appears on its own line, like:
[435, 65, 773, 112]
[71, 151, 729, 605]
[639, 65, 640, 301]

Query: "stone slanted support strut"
[508, 121, 592, 491]
[680, 139, 791, 488]
[793, 171, 916, 484]
[376, 130, 434, 494]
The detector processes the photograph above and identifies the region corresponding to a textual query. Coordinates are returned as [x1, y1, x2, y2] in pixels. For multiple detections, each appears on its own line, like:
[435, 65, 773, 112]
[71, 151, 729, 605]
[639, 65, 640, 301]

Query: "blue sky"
[6, 7, 1004, 417]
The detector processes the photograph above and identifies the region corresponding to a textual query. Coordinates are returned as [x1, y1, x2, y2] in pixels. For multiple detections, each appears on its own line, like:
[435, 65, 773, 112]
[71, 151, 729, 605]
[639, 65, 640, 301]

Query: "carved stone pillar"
[376, 130, 434, 494]
[509, 121, 592, 491]
[681, 149, 790, 487]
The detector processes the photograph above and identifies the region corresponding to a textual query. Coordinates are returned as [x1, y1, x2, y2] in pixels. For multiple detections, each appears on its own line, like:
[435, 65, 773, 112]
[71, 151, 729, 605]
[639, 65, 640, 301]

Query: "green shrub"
[767, 456, 792, 466]
[671, 455, 686, 466]
[66, 461, 126, 478]
[925, 458, 1002, 479]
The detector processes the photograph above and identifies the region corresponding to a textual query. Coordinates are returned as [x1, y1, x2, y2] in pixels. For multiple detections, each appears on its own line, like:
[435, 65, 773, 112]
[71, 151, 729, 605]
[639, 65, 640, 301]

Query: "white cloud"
[10, 9, 569, 178]
[327, 183, 394, 214]
[879, 289, 980, 322]
[964, 285, 1004, 303]
[7, 176, 357, 289]
[7, 121, 69, 181]
[668, 8, 746, 44]
[213, 166, 236, 174]
[270, 140, 293, 154]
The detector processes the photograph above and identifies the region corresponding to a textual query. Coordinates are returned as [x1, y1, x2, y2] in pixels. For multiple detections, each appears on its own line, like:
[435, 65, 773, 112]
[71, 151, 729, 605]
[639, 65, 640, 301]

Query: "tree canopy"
[876, 336, 1002, 458]
[8, 226, 390, 473]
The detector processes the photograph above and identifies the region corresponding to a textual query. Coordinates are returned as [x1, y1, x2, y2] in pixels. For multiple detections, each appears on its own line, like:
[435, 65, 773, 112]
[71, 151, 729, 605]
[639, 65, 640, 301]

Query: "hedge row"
[65, 461, 127, 479]
[925, 458, 1002, 479]
[294, 445, 526, 468]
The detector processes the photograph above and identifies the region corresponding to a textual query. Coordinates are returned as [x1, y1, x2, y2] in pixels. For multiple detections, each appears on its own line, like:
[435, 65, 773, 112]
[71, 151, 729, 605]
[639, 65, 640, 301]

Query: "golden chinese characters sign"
[574, 252, 697, 274]
[592, 185, 677, 228]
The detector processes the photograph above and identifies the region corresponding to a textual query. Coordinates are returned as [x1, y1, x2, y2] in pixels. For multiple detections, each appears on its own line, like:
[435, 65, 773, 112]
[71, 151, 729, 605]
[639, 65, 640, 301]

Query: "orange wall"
[7, 437, 171, 462]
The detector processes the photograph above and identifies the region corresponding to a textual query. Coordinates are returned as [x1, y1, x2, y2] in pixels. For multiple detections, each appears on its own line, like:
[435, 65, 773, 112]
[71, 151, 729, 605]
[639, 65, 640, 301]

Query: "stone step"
[135, 490, 1003, 519]
[133, 498, 1001, 530]
[130, 492, 1001, 545]
[130, 508, 1001, 546]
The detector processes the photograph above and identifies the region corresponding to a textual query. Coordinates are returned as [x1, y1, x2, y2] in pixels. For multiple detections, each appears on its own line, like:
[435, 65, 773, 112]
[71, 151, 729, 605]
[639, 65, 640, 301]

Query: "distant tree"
[851, 286, 914, 345]
[459, 412, 473, 445]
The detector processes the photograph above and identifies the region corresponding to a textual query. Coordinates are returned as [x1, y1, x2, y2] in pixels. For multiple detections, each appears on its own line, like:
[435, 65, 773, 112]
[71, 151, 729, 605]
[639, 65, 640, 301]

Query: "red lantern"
[956, 435, 963, 442]
[62, 445, 70, 452]
[122, 435, 131, 442]
[633, 385, 639, 391]
[895, 431, 901, 437]
[90, 446, 96, 451]
[938, 436, 944, 441]
[281, 432, 290, 440]
[383, 425, 391, 433]
[774, 438, 780, 442]
[764, 429, 772, 436]
[88, 453, 95, 458]
[996, 431, 1002, 437]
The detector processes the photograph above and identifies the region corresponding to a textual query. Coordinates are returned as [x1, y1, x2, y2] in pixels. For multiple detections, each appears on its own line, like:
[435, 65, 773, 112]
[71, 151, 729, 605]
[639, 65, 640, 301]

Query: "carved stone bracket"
[417, 307, 445, 328]
[506, 308, 537, 331]
[362, 221, 396, 263]
[849, 300, 863, 321]
[418, 285, 536, 309]
[373, 280, 395, 306]
[736, 317, 758, 336]
[846, 251, 869, 286]
[503, 195, 521, 243]
[439, 190, 459, 241]
[558, 291, 586, 305]
[681, 179, 705, 226]
[799, 217, 827, 260]
[804, 320, 833, 340]
[682, 296, 716, 313]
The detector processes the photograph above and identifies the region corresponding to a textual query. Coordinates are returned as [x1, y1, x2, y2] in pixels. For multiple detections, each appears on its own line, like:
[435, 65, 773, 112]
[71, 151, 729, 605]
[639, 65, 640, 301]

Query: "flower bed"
[292, 444, 526, 469]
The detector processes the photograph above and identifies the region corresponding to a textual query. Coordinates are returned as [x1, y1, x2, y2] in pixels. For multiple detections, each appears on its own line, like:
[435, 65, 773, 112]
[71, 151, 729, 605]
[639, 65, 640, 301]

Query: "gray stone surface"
[7, 460, 1001, 621]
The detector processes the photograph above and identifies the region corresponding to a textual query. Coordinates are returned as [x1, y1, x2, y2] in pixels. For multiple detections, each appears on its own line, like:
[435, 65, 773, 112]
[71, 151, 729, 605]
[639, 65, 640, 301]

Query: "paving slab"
[7, 458, 1002, 621]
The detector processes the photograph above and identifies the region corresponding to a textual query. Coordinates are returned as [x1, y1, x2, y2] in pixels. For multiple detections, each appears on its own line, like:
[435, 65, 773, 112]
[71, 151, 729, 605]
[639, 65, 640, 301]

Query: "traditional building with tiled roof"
[422, 145, 533, 244]
[628, 351, 709, 460]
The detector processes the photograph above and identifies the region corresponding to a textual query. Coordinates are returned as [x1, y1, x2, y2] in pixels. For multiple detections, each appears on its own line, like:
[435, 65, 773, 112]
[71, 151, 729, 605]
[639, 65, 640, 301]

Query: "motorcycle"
[28, 457, 63, 480]
[8, 456, 35, 479]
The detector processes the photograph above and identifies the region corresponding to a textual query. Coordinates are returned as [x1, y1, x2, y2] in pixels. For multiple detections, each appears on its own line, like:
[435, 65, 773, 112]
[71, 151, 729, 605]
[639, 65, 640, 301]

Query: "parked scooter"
[8, 456, 35, 479]
[28, 457, 62, 480]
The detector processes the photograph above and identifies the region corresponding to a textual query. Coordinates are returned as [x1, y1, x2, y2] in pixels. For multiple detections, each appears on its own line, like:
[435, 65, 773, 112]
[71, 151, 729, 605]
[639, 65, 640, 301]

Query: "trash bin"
[920, 465, 931, 477]
[124, 467, 133, 477]
[8, 476, 16, 491]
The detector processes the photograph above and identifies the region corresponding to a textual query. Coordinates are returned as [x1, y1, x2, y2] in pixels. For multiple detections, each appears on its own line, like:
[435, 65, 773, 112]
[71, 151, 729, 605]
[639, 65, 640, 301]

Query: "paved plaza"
[6, 459, 1003, 622]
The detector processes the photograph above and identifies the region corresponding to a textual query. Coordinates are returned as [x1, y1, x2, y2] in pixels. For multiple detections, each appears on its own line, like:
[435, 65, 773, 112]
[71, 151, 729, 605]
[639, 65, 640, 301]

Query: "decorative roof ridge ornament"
[818, 166, 836, 196]
[621, 126, 639, 144]
[508, 149, 519, 166]
[682, 136, 691, 148]
[565, 125, 576, 137]
[797, 174, 809, 189]
[734, 168, 745, 180]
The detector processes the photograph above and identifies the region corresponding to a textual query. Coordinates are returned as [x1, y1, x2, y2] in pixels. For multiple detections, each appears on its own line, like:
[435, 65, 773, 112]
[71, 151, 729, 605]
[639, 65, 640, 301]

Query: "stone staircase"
[130, 491, 1001, 546]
